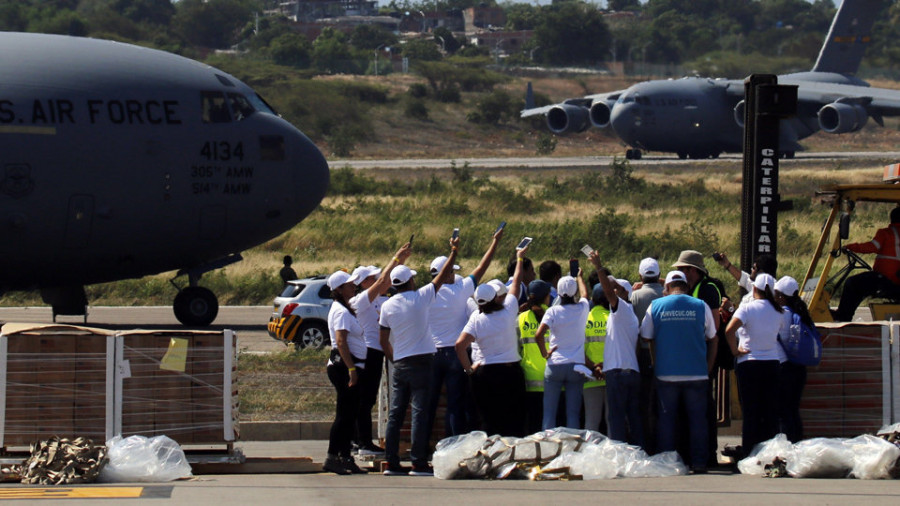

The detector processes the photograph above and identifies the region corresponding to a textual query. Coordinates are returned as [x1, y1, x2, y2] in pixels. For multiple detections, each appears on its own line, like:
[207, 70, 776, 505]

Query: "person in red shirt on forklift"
[834, 207, 900, 321]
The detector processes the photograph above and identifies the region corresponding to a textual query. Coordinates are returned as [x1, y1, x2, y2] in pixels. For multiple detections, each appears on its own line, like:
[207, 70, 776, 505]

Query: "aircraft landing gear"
[170, 253, 242, 327]
[625, 148, 642, 160]
[677, 151, 688, 160]
[781, 151, 795, 159]
[174, 286, 219, 327]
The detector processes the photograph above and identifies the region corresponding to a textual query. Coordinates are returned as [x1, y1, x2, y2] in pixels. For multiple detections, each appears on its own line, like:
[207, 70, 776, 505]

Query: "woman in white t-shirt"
[535, 271, 590, 430]
[322, 269, 371, 476]
[456, 245, 529, 437]
[725, 273, 789, 458]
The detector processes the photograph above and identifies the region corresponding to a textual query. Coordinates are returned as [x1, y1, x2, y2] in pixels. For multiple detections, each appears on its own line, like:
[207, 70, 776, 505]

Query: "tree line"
[2, 0, 899, 75]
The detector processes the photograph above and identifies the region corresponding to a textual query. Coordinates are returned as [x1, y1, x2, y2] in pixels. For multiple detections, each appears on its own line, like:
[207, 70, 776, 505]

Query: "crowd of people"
[317, 230, 815, 476]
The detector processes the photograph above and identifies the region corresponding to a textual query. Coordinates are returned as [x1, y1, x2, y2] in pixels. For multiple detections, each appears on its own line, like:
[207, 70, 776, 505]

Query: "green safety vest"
[584, 305, 608, 388]
[518, 307, 547, 392]
[692, 276, 722, 306]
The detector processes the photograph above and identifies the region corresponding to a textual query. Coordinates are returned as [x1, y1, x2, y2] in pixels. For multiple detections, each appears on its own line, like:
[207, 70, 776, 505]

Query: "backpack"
[778, 312, 823, 366]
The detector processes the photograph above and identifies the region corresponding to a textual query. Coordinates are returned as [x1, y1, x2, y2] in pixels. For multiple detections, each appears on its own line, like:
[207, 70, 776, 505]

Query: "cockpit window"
[202, 91, 231, 123]
[228, 93, 255, 121]
[248, 93, 278, 116]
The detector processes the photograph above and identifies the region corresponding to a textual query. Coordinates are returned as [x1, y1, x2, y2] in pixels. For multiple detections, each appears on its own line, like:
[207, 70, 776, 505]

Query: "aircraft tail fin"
[811, 0, 882, 75]
[525, 82, 535, 109]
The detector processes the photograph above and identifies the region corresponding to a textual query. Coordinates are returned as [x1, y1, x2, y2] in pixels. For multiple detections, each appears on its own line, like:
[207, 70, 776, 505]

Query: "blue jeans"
[385, 354, 433, 468]
[543, 363, 585, 430]
[605, 368, 644, 448]
[657, 378, 708, 468]
[426, 346, 469, 438]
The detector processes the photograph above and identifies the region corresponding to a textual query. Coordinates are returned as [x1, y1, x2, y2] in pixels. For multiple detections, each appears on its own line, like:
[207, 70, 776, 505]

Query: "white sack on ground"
[99, 435, 193, 483]
[737, 433, 795, 476]
[737, 433, 900, 479]
[434, 428, 687, 480]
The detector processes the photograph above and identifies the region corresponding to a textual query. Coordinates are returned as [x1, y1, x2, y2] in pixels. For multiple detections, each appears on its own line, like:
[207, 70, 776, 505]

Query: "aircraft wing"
[790, 81, 900, 117]
[520, 90, 625, 118]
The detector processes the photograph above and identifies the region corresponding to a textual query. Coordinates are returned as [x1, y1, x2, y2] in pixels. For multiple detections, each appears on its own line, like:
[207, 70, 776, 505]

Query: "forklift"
[800, 164, 900, 322]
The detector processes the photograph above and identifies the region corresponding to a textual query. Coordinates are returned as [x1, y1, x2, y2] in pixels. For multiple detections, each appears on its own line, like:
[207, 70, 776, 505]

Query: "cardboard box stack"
[0, 324, 236, 449]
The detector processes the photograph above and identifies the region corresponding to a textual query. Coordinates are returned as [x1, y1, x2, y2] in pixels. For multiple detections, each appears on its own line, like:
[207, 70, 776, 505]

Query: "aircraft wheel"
[173, 286, 219, 326]
[711, 152, 720, 159]
[633, 149, 642, 160]
[677, 151, 688, 160]
[625, 149, 634, 160]
[782, 151, 795, 159]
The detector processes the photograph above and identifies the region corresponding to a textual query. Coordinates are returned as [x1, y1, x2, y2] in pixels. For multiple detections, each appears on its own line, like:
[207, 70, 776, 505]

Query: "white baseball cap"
[557, 276, 577, 297]
[664, 271, 687, 285]
[487, 279, 508, 297]
[615, 277, 633, 298]
[430, 255, 460, 275]
[327, 270, 355, 290]
[351, 266, 373, 285]
[391, 265, 417, 286]
[753, 273, 776, 292]
[366, 265, 382, 277]
[475, 283, 497, 305]
[639, 258, 660, 277]
[775, 276, 800, 297]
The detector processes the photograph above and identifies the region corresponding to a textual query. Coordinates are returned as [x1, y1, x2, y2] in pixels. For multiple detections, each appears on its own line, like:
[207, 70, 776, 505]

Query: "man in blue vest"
[639, 270, 717, 474]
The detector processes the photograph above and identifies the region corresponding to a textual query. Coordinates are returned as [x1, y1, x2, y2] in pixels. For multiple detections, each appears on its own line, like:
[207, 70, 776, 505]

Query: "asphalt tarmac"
[2, 441, 899, 506]
[0, 306, 898, 503]
[330, 151, 900, 170]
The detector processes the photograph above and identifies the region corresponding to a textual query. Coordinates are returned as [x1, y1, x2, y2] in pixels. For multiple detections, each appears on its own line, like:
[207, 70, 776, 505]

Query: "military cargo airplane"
[522, 0, 900, 160]
[0, 32, 329, 326]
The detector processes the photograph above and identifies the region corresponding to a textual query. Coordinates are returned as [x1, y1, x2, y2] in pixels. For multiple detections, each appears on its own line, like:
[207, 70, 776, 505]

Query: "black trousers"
[327, 362, 361, 457]
[470, 362, 527, 437]
[735, 360, 780, 455]
[836, 271, 896, 321]
[355, 348, 384, 447]
[778, 361, 807, 443]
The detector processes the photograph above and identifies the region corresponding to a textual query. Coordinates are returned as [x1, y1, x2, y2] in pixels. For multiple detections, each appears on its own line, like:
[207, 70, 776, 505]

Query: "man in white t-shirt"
[379, 235, 460, 477]
[426, 229, 503, 438]
[591, 253, 644, 447]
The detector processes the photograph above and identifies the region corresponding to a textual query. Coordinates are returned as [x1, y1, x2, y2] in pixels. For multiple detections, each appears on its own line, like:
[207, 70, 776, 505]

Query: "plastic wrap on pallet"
[433, 428, 687, 480]
[738, 433, 900, 479]
[802, 324, 890, 438]
[0, 324, 237, 448]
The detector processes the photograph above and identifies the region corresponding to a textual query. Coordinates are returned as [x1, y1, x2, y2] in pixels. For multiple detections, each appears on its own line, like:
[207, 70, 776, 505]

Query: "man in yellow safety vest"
[583, 283, 609, 433]
[519, 279, 552, 434]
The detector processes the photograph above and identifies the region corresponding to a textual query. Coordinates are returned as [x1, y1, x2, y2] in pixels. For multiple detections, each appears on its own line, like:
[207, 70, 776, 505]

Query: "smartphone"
[494, 221, 507, 235]
[516, 237, 532, 250]
[409, 234, 415, 246]
[569, 259, 579, 277]
[712, 252, 722, 262]
[452, 228, 459, 240]
[581, 244, 594, 257]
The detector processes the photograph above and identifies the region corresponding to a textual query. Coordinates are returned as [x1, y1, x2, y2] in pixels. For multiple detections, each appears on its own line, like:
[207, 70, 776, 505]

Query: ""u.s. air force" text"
[0, 99, 181, 125]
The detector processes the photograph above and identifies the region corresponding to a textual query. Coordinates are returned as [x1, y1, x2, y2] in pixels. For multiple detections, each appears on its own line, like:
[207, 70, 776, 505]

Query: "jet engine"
[733, 100, 745, 128]
[589, 101, 612, 128]
[818, 102, 868, 133]
[547, 104, 590, 134]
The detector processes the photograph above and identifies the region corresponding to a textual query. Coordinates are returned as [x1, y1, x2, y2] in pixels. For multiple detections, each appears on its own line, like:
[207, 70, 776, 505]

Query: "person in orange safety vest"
[834, 207, 900, 321]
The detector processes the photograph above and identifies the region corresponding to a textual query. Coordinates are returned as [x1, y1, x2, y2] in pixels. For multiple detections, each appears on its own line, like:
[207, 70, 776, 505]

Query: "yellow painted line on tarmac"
[0, 487, 144, 499]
